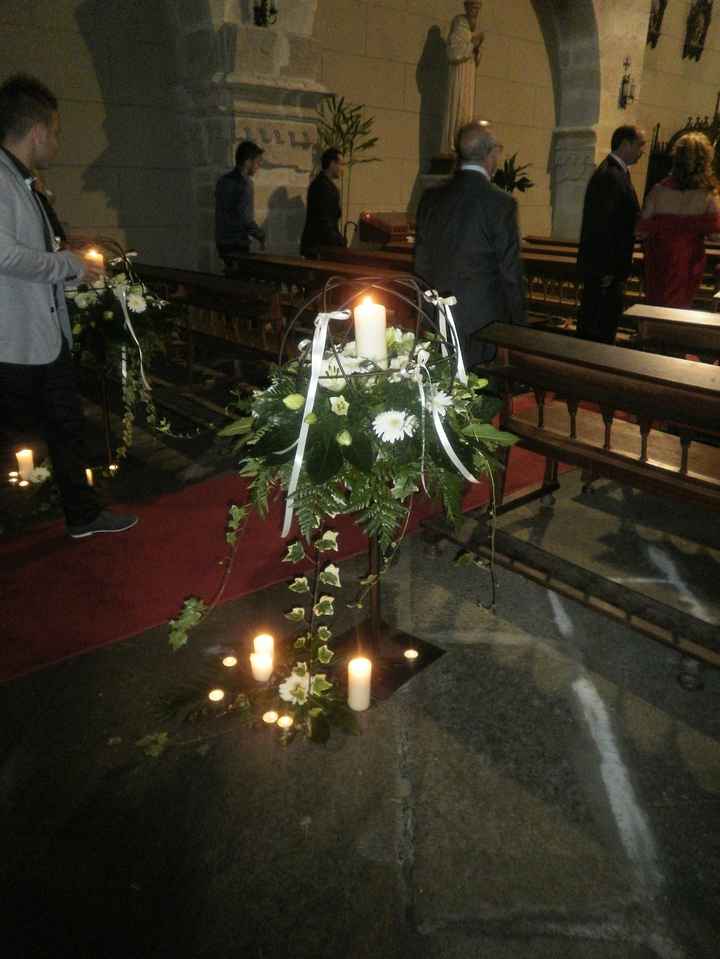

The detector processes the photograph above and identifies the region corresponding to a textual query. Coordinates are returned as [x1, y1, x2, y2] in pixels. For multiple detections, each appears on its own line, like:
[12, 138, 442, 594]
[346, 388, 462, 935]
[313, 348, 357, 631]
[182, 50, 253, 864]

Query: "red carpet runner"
[0, 447, 553, 683]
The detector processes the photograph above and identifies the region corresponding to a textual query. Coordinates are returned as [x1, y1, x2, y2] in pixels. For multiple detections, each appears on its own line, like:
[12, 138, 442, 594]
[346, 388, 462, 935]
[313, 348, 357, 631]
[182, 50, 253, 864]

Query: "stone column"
[165, 2, 327, 268]
[549, 127, 597, 240]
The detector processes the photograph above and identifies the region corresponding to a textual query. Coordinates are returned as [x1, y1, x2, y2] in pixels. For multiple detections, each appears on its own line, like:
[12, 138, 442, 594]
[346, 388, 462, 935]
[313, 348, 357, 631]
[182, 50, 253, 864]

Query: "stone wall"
[0, 0, 196, 267]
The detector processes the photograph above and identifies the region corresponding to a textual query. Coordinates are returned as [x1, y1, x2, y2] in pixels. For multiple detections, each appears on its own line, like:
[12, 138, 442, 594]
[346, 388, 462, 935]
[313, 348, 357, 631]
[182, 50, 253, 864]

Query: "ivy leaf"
[289, 576, 310, 593]
[318, 564, 341, 588]
[294, 635, 308, 649]
[461, 422, 518, 446]
[294, 662, 308, 677]
[316, 625, 332, 642]
[168, 597, 208, 651]
[313, 595, 335, 617]
[454, 551, 477, 567]
[226, 503, 248, 545]
[316, 530, 339, 552]
[359, 574, 378, 587]
[317, 644, 334, 664]
[284, 607, 306, 623]
[310, 673, 333, 696]
[218, 416, 254, 437]
[283, 541, 306, 564]
[136, 732, 169, 758]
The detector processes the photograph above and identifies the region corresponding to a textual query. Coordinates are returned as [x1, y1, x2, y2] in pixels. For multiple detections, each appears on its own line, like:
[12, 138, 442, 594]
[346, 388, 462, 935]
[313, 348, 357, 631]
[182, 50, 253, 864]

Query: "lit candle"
[18, 479, 29, 488]
[348, 657, 372, 711]
[208, 688, 225, 702]
[85, 468, 94, 487]
[253, 633, 274, 656]
[9, 477, 18, 485]
[222, 655, 238, 668]
[353, 297, 387, 366]
[8, 471, 18, 478]
[250, 652, 273, 682]
[108, 463, 119, 473]
[85, 247, 104, 268]
[15, 448, 34, 481]
[404, 649, 419, 661]
[277, 714, 294, 730]
[262, 710, 279, 725]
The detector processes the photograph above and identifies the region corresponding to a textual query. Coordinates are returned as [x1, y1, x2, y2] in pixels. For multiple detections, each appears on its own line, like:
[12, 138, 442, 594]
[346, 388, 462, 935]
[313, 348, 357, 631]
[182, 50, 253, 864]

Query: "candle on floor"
[9, 477, 18, 485]
[208, 688, 225, 702]
[262, 710, 279, 725]
[18, 480, 29, 488]
[403, 649, 419, 661]
[85, 467, 94, 487]
[15, 448, 34, 481]
[222, 655, 238, 668]
[348, 657, 372, 711]
[253, 633, 274, 657]
[277, 714, 294, 730]
[250, 652, 273, 682]
[354, 297, 387, 366]
[8, 471, 18, 478]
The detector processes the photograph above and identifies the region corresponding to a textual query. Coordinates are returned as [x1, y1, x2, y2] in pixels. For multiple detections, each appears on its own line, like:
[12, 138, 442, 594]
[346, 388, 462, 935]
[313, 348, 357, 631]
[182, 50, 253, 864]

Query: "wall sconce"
[619, 57, 636, 109]
[254, 0, 278, 26]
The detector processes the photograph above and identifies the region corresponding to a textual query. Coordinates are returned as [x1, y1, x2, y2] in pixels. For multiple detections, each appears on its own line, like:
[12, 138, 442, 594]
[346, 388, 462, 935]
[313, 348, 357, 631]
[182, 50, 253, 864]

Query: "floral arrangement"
[65, 244, 174, 460]
[224, 319, 516, 554]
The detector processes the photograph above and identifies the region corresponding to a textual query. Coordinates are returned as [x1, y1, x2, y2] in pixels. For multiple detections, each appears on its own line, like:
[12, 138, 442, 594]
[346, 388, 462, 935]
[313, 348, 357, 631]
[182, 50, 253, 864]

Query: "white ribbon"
[423, 290, 468, 385]
[281, 310, 351, 538]
[114, 286, 150, 390]
[417, 359, 480, 488]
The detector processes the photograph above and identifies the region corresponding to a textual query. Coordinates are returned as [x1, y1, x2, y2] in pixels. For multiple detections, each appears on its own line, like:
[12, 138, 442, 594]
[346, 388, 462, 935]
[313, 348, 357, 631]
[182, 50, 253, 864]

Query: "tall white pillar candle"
[354, 297, 387, 366]
[253, 633, 274, 657]
[15, 448, 34, 481]
[250, 652, 273, 682]
[348, 657, 372, 711]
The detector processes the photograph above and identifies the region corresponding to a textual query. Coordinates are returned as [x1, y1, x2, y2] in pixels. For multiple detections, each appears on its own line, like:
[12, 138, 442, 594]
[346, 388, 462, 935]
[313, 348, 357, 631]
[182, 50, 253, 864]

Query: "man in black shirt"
[215, 140, 265, 266]
[300, 147, 346, 258]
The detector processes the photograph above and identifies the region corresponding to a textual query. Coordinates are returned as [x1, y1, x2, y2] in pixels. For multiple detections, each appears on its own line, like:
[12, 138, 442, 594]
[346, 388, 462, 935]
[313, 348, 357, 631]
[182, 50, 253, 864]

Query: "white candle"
[222, 655, 238, 668]
[85, 468, 94, 487]
[253, 633, 274, 657]
[15, 448, 34, 480]
[208, 688, 225, 702]
[354, 297, 387, 366]
[404, 649, 419, 661]
[85, 247, 104, 268]
[9, 477, 18, 485]
[250, 652, 273, 682]
[277, 714, 294, 730]
[18, 479, 29, 488]
[348, 657, 372, 711]
[262, 710, 279, 725]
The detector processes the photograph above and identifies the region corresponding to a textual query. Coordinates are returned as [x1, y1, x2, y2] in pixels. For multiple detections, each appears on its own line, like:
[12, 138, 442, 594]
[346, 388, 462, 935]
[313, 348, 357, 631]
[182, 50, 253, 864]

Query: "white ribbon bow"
[281, 309, 351, 538]
[417, 359, 480, 488]
[423, 289, 468, 385]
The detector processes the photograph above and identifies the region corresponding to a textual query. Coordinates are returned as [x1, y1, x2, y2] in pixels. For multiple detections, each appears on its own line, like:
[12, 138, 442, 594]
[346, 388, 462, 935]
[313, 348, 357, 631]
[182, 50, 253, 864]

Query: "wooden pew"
[625, 303, 720, 360]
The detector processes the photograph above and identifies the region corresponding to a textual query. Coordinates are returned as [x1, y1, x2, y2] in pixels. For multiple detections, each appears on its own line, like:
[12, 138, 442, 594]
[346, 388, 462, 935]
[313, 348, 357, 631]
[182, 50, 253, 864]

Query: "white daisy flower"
[373, 410, 417, 443]
[126, 292, 147, 313]
[427, 389, 453, 417]
[28, 466, 51, 484]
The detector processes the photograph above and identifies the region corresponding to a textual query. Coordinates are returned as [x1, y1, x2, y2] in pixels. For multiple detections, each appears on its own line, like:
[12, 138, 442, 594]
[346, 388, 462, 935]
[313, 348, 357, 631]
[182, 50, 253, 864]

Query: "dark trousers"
[0, 340, 100, 525]
[576, 276, 625, 345]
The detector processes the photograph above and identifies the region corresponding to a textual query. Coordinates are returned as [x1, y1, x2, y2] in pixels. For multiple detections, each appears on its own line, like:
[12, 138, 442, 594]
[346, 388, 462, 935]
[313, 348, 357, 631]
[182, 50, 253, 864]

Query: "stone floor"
[1, 458, 719, 958]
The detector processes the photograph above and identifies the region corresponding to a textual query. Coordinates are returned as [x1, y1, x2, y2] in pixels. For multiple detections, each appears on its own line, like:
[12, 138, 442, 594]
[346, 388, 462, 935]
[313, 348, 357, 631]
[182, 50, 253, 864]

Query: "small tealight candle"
[222, 655, 238, 668]
[15, 448, 34, 481]
[348, 657, 372, 711]
[277, 714, 294, 730]
[108, 463, 119, 473]
[18, 480, 29, 488]
[9, 477, 18, 485]
[404, 649, 419, 661]
[253, 633, 274, 656]
[8, 471, 18, 478]
[262, 710, 279, 725]
[208, 688, 225, 702]
[353, 296, 387, 366]
[85, 468, 94, 487]
[250, 652, 273, 682]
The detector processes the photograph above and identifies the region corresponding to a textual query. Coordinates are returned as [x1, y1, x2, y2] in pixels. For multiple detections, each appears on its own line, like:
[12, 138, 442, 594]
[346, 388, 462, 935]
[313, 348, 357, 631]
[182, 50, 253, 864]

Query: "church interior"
[1, 3, 720, 958]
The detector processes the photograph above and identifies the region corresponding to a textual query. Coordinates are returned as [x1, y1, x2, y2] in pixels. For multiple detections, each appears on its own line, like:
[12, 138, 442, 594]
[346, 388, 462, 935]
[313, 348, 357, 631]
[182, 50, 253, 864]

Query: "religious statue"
[440, 2, 484, 155]
[683, 0, 713, 61]
[646, 0, 668, 49]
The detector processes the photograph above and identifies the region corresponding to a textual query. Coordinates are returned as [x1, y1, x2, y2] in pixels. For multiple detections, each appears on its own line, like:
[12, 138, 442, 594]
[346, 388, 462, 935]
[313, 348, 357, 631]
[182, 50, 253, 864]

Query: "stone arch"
[532, 0, 601, 239]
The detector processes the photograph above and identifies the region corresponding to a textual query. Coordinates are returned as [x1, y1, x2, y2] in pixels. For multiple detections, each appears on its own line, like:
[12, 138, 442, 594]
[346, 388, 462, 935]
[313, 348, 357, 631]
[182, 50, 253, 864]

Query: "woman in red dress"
[639, 132, 720, 307]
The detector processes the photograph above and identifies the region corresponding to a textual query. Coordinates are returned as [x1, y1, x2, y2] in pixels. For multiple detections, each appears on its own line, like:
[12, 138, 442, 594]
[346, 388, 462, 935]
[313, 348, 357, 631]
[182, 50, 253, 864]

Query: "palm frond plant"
[492, 153, 534, 194]
[315, 95, 379, 226]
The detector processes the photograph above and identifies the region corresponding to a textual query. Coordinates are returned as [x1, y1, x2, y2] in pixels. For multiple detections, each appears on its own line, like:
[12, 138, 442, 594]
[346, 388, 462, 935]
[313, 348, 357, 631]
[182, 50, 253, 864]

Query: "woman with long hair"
[639, 132, 720, 307]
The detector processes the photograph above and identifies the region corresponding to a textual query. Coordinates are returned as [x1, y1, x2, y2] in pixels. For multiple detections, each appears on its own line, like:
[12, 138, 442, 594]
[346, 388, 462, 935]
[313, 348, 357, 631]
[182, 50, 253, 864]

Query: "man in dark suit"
[300, 147, 346, 258]
[576, 125, 646, 344]
[414, 121, 526, 367]
[215, 140, 265, 268]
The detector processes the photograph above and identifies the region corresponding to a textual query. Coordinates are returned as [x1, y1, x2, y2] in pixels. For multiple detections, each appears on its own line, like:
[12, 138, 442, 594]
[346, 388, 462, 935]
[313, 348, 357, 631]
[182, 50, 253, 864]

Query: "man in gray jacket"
[0, 74, 137, 537]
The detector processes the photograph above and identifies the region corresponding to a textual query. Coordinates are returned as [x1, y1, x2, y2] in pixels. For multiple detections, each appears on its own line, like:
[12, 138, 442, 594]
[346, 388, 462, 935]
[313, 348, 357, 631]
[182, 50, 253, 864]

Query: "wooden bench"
[625, 303, 720, 361]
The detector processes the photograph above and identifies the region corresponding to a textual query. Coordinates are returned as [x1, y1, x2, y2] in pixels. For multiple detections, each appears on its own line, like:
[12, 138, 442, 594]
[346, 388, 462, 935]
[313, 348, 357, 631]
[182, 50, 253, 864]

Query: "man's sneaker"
[67, 510, 139, 539]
